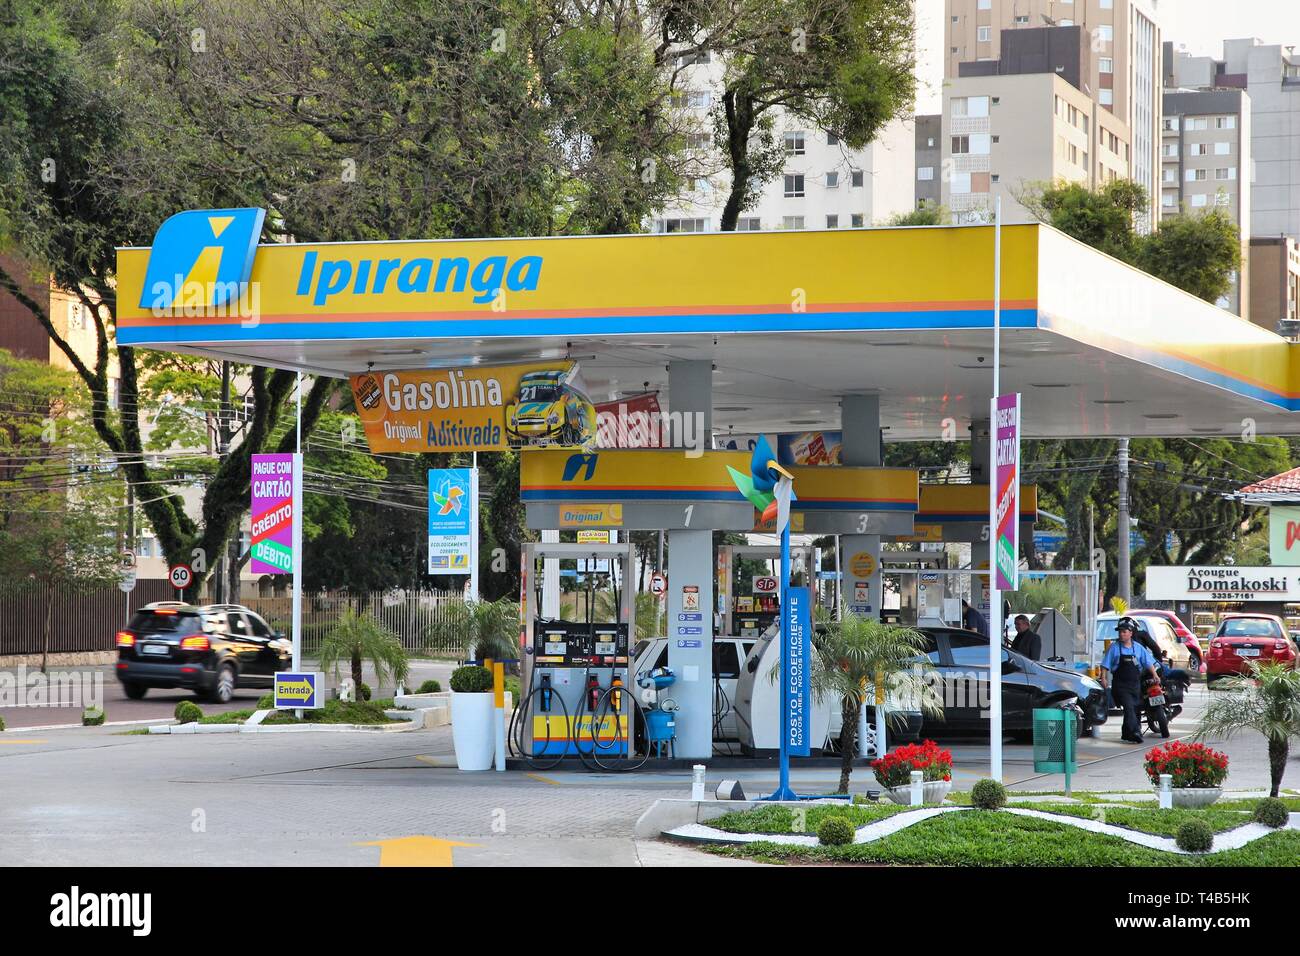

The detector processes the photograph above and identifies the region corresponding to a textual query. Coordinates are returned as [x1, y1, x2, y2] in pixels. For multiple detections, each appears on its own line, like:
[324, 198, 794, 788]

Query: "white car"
[631, 636, 755, 741]
[1094, 612, 1194, 671]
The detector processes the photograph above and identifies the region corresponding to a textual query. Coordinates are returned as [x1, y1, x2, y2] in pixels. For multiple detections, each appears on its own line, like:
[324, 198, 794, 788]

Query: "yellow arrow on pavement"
[357, 836, 479, 867]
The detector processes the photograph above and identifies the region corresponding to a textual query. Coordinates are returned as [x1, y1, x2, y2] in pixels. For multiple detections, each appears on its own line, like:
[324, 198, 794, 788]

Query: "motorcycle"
[1142, 660, 1190, 738]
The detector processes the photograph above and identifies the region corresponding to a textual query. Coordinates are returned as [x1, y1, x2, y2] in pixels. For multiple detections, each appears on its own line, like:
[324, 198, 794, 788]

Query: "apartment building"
[940, 27, 1131, 224]
[653, 53, 915, 233]
[1159, 89, 1251, 313]
[1168, 38, 1300, 240]
[915, 115, 943, 210]
[945, 0, 1163, 231]
[1249, 235, 1300, 333]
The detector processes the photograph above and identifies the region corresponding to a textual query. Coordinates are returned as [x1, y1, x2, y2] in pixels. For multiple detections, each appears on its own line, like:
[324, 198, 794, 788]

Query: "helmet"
[1116, 616, 1139, 634]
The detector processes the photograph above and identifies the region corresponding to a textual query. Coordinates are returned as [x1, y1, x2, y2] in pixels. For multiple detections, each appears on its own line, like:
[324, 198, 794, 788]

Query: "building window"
[978, 26, 991, 42]
[675, 49, 711, 66]
[1162, 193, 1177, 208]
[783, 174, 805, 197]
[1163, 117, 1179, 132]
[1096, 25, 1112, 43]
[1190, 194, 1208, 208]
[977, 0, 990, 9]
[1100, 0, 1113, 7]
[826, 214, 839, 229]
[951, 172, 972, 194]
[917, 166, 934, 181]
[1214, 141, 1230, 155]
[1188, 117, 1208, 131]
[784, 131, 805, 155]
[1015, 15, 1029, 24]
[782, 216, 805, 230]
[926, 137, 935, 147]
[1099, 57, 1113, 74]
[1214, 168, 1229, 180]
[1216, 116, 1236, 129]
[1215, 192, 1230, 206]
[658, 218, 708, 232]
[1162, 143, 1178, 157]
[1162, 168, 1176, 184]
[735, 218, 762, 231]
[1191, 143, 1209, 156]
[1058, 19, 1073, 26]
[827, 132, 840, 146]
[825, 170, 840, 188]
[1187, 168, 1208, 181]
[851, 170, 864, 187]
[1099, 89, 1113, 107]
[670, 90, 711, 109]
[991, 173, 1000, 183]
[684, 133, 710, 150]
[850, 214, 864, 227]
[951, 135, 970, 154]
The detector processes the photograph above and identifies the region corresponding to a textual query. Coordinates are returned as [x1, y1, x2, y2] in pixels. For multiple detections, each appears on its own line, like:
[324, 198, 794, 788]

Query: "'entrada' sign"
[1145, 566, 1300, 602]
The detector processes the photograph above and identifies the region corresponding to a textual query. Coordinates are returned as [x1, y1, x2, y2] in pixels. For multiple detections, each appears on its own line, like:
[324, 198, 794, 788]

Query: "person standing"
[1010, 614, 1042, 660]
[1099, 617, 1159, 743]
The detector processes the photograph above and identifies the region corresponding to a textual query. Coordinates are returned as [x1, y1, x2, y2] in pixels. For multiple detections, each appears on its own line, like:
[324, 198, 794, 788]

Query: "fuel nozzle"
[540, 673, 553, 713]
[610, 672, 624, 712]
[586, 673, 601, 713]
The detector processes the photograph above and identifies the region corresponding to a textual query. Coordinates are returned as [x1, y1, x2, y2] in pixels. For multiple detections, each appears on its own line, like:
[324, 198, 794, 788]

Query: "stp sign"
[650, 572, 667, 596]
[752, 575, 778, 594]
[169, 563, 193, 591]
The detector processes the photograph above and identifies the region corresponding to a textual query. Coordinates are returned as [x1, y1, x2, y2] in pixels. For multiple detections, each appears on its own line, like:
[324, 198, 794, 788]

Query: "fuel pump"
[509, 541, 648, 770]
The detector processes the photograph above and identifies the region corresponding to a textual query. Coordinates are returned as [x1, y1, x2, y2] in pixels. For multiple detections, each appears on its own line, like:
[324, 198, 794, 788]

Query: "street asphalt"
[1, 679, 1294, 866]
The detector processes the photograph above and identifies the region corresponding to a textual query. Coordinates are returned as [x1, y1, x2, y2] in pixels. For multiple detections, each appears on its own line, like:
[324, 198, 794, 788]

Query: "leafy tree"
[671, 0, 916, 230]
[1137, 209, 1241, 305]
[423, 597, 521, 663]
[884, 201, 948, 226]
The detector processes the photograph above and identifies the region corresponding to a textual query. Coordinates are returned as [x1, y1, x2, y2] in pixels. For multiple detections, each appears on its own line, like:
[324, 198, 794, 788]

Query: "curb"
[146, 709, 427, 734]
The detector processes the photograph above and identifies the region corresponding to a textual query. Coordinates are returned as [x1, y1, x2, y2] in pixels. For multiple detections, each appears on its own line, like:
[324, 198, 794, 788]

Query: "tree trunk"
[838, 697, 860, 794]
[1268, 736, 1288, 798]
[41, 582, 55, 675]
[719, 89, 756, 232]
[351, 648, 364, 700]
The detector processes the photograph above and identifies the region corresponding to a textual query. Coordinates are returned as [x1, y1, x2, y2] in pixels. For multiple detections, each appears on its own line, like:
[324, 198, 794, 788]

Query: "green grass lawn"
[699, 794, 1299, 866]
[195, 699, 398, 726]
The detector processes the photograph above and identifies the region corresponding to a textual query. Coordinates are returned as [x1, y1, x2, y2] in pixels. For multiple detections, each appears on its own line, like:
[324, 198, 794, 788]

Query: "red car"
[1126, 608, 1205, 673]
[1206, 613, 1297, 683]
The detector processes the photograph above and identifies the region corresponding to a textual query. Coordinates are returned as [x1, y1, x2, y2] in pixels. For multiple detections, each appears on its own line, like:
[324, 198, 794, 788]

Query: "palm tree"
[423, 596, 520, 664]
[810, 614, 943, 794]
[1195, 661, 1300, 797]
[317, 610, 409, 698]
[593, 590, 665, 642]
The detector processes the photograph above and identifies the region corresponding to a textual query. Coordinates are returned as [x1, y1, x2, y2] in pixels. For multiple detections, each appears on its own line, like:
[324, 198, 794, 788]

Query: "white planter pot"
[1164, 786, 1223, 809]
[883, 779, 953, 806]
[450, 692, 496, 771]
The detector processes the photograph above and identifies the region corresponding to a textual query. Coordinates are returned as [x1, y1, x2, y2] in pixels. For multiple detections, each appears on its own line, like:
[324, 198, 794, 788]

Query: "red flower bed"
[871, 739, 953, 789]
[1143, 741, 1228, 789]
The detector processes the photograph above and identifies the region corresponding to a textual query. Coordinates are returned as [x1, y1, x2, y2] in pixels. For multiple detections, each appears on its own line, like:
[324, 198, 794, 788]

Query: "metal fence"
[0, 585, 471, 658]
[240, 589, 469, 656]
[0, 579, 177, 656]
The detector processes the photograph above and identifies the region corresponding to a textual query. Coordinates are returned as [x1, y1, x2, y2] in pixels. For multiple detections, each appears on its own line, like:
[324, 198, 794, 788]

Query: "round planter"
[883, 779, 953, 806]
[450, 692, 496, 771]
[1163, 786, 1223, 809]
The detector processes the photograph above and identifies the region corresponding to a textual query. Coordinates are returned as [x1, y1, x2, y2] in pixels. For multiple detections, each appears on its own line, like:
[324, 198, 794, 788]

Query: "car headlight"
[547, 413, 559, 424]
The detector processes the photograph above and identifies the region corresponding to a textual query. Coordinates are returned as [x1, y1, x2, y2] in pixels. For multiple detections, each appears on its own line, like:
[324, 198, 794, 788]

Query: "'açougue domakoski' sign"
[1145, 565, 1300, 602]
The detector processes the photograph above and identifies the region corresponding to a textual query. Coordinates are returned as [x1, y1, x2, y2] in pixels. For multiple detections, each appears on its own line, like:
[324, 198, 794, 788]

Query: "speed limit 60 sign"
[169, 564, 193, 591]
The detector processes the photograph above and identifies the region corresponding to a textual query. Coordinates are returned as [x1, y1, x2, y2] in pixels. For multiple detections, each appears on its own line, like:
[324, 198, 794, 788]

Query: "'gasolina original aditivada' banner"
[350, 362, 595, 452]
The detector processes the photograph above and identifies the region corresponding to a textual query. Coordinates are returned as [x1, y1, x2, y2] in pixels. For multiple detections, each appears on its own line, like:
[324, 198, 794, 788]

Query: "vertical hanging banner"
[785, 585, 812, 757]
[993, 393, 1021, 591]
[428, 468, 477, 575]
[250, 453, 296, 574]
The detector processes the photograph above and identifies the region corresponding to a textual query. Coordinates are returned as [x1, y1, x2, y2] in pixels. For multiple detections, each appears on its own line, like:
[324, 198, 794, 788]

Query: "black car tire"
[206, 664, 236, 704]
[1188, 652, 1202, 673]
[1146, 710, 1169, 738]
[122, 682, 147, 700]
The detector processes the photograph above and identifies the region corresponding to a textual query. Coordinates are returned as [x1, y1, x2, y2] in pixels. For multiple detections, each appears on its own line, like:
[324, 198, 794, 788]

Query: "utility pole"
[217, 360, 233, 604]
[1116, 437, 1131, 604]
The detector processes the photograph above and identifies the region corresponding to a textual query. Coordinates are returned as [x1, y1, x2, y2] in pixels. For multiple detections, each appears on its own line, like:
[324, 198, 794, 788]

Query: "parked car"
[1094, 612, 1196, 671]
[1122, 608, 1205, 672]
[916, 627, 1109, 739]
[116, 602, 291, 703]
[1206, 613, 1297, 684]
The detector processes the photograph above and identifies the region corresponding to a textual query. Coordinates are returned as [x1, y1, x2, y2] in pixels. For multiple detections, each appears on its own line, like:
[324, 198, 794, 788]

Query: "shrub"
[82, 707, 105, 727]
[415, 679, 441, 695]
[1253, 797, 1289, 829]
[174, 701, 203, 724]
[871, 740, 953, 789]
[1143, 742, 1228, 788]
[450, 665, 493, 693]
[816, 816, 855, 846]
[257, 693, 275, 710]
[505, 676, 521, 701]
[970, 778, 1008, 810]
[0, 714, 5, 731]
[1175, 819, 1214, 853]
[358, 682, 372, 701]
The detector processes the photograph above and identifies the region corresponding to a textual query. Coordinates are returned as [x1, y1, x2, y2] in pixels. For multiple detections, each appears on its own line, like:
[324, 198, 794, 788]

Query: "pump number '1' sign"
[993, 393, 1021, 591]
[785, 586, 812, 757]
[251, 453, 295, 575]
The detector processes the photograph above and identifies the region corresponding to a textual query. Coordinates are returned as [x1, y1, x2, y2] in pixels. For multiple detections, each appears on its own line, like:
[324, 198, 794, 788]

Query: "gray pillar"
[840, 395, 882, 619]
[666, 360, 713, 759]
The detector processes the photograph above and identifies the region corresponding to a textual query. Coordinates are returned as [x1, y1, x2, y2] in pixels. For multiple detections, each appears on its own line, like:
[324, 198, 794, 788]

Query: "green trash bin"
[1032, 707, 1077, 794]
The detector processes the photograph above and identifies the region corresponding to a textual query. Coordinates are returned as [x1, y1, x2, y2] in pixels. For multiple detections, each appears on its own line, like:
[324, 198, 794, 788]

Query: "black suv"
[116, 602, 291, 703]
